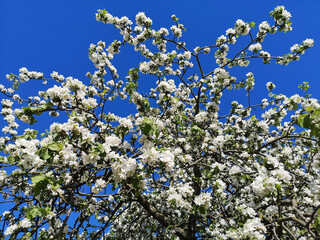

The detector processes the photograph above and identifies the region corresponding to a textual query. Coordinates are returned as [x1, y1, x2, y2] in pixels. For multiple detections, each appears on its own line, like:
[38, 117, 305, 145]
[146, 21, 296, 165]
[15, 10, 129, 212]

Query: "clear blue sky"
[1, 0, 320, 121]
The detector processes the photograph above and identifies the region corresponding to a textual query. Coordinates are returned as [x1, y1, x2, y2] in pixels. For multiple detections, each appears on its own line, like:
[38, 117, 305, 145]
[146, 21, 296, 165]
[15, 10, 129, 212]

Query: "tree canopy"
[0, 5, 319, 239]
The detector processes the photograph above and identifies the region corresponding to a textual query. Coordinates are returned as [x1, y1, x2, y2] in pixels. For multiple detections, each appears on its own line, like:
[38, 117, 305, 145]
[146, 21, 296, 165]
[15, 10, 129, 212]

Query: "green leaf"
[98, 9, 108, 15]
[26, 207, 49, 219]
[134, 191, 141, 197]
[22, 106, 32, 115]
[45, 171, 53, 178]
[32, 172, 53, 196]
[7, 155, 15, 164]
[144, 117, 153, 125]
[33, 180, 49, 196]
[39, 148, 51, 160]
[29, 116, 38, 125]
[32, 175, 45, 185]
[292, 103, 299, 111]
[132, 178, 140, 189]
[299, 114, 312, 129]
[310, 128, 318, 137]
[142, 118, 153, 135]
[314, 111, 320, 121]
[249, 22, 255, 28]
[47, 142, 62, 151]
[142, 124, 152, 135]
[96, 142, 104, 152]
[199, 206, 206, 214]
[314, 210, 320, 231]
[305, 106, 313, 112]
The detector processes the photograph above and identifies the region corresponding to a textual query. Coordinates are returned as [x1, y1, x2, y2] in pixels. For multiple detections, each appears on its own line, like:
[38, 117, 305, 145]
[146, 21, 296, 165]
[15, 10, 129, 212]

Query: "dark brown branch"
[136, 193, 188, 240]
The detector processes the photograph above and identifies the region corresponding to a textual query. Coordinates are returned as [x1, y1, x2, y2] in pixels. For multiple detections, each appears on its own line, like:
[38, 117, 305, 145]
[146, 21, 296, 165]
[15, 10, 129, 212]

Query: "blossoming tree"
[0, 5, 319, 239]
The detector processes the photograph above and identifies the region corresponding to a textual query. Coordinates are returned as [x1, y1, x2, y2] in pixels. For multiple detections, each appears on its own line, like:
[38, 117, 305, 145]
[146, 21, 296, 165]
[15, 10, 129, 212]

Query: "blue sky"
[1, 0, 320, 122]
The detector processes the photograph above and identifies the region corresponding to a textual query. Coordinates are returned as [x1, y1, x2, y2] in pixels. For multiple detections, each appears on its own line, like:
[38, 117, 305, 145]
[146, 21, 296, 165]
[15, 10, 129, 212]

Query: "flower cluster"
[0, 5, 317, 240]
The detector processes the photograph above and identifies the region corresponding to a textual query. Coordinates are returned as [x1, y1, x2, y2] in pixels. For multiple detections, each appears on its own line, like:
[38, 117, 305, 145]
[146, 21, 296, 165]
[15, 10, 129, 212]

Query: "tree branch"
[136, 193, 188, 240]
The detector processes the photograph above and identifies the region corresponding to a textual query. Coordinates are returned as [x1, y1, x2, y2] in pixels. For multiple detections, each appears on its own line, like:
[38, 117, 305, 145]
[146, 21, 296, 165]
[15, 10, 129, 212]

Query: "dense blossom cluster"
[0, 5, 318, 240]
